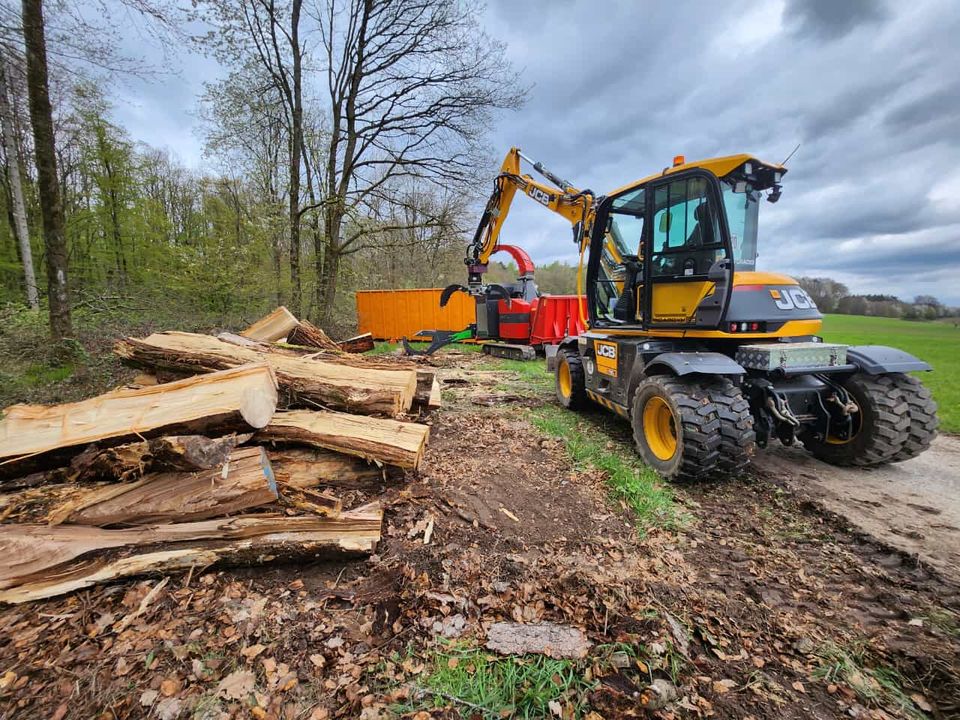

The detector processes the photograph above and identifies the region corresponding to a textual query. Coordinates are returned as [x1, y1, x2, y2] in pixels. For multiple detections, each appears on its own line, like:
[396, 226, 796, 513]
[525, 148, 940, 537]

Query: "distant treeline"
[795, 277, 956, 320]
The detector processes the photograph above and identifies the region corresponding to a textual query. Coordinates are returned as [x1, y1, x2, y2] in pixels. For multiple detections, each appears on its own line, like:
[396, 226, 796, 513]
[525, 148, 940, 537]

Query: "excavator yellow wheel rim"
[558, 360, 572, 398]
[643, 396, 678, 461]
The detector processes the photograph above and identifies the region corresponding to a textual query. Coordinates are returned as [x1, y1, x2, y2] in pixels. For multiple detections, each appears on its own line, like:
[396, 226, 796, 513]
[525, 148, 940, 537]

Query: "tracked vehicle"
[446, 148, 938, 480]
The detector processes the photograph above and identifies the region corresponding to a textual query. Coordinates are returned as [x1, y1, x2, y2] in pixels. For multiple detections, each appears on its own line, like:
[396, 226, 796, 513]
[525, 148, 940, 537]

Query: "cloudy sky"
[110, 0, 960, 304]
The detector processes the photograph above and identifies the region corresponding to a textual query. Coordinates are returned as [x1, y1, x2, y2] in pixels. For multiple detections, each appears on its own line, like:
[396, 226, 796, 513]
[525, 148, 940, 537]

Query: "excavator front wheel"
[632, 376, 721, 481]
[555, 348, 587, 410]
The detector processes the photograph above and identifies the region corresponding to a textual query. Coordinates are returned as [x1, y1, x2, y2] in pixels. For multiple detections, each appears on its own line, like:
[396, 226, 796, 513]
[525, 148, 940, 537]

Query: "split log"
[49, 447, 277, 527]
[287, 320, 341, 351]
[268, 447, 388, 490]
[258, 409, 429, 469]
[68, 434, 248, 483]
[278, 483, 342, 517]
[241, 306, 299, 342]
[413, 369, 441, 410]
[115, 332, 417, 416]
[0, 505, 381, 603]
[339, 333, 374, 353]
[0, 364, 278, 479]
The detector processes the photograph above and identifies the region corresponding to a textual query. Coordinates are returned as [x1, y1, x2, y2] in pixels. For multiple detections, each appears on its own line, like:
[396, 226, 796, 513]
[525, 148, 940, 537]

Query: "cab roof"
[607, 153, 786, 198]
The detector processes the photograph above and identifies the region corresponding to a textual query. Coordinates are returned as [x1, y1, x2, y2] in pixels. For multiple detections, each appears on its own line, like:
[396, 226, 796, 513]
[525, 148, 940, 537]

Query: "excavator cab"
[588, 157, 781, 331]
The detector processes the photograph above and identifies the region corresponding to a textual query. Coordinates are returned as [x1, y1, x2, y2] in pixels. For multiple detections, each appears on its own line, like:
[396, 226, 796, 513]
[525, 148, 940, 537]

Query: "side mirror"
[658, 211, 672, 233]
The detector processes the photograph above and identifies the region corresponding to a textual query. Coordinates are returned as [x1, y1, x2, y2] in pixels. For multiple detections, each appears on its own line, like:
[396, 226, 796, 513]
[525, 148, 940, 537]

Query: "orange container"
[355, 288, 476, 341]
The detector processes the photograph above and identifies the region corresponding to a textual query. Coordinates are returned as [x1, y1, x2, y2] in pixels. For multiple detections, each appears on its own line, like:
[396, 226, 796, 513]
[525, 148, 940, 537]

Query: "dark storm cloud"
[784, 0, 889, 40]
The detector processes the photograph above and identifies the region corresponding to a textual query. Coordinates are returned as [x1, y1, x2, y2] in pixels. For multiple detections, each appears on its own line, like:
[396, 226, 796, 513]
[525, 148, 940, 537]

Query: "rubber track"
[888, 373, 938, 462]
[635, 376, 721, 481]
[706, 378, 756, 475]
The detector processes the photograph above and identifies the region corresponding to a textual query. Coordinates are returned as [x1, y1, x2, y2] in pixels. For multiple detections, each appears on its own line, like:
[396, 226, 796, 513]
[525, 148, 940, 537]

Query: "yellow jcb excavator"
[446, 148, 939, 480]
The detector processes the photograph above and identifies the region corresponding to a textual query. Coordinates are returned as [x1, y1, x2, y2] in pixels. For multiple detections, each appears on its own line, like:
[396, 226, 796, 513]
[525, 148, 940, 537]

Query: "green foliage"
[820, 314, 959, 432]
[531, 405, 679, 534]
[400, 642, 594, 719]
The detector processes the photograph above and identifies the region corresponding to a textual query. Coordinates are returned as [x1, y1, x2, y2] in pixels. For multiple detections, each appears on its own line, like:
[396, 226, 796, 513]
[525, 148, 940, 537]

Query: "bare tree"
[22, 0, 70, 337]
[196, 0, 307, 315]
[309, 0, 524, 321]
[0, 49, 37, 308]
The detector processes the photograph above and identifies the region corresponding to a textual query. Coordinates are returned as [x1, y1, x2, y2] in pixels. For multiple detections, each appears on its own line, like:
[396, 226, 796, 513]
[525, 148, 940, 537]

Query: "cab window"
[593, 187, 645, 323]
[650, 177, 725, 278]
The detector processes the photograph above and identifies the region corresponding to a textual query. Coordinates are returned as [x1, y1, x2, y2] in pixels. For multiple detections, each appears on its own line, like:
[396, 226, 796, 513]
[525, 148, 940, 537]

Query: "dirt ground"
[0, 352, 957, 720]
[756, 437, 960, 581]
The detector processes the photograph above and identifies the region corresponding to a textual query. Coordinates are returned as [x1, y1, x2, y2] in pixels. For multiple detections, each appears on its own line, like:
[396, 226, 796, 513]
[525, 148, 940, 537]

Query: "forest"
[0, 0, 526, 344]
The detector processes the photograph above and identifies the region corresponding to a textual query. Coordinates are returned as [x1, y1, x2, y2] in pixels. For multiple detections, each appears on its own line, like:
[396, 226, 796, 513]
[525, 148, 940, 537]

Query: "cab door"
[643, 171, 733, 329]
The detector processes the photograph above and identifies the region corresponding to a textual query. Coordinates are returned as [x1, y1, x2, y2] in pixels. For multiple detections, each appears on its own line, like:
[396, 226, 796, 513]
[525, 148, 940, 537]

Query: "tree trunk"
[0, 505, 381, 603]
[22, 0, 71, 338]
[287, 0, 303, 317]
[0, 363, 278, 478]
[114, 331, 418, 416]
[49, 446, 278, 527]
[0, 54, 38, 310]
[319, 241, 341, 324]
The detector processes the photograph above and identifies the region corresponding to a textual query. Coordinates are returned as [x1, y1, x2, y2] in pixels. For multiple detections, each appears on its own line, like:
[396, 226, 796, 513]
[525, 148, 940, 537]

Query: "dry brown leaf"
[217, 669, 256, 701]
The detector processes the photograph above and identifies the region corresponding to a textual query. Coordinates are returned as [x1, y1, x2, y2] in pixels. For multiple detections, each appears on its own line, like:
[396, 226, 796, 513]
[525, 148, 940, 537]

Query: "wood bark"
[268, 447, 387, 490]
[257, 409, 429, 469]
[0, 505, 381, 603]
[49, 446, 277, 526]
[22, 0, 70, 337]
[241, 306, 299, 342]
[0, 54, 37, 309]
[115, 331, 417, 415]
[338, 333, 374, 353]
[287, 320, 340, 351]
[0, 364, 278, 478]
[66, 434, 249, 483]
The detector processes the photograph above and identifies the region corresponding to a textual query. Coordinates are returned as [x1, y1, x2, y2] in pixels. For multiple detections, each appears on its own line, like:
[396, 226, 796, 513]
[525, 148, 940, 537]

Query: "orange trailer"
[355, 288, 475, 341]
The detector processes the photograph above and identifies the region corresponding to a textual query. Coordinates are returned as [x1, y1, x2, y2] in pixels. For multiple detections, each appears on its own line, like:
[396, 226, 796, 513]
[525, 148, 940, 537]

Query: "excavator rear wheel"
[887, 373, 938, 462]
[555, 348, 588, 410]
[801, 373, 909, 467]
[631, 376, 720, 481]
[706, 378, 756, 476]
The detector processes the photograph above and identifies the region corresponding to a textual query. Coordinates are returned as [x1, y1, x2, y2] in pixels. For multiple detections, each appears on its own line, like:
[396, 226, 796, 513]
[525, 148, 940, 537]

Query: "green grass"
[398, 642, 594, 719]
[820, 314, 959, 432]
[478, 356, 552, 386]
[813, 641, 925, 720]
[531, 405, 678, 535]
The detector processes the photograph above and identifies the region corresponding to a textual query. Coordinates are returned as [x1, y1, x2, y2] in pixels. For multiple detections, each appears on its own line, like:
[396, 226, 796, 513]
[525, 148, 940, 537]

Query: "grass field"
[820, 314, 959, 433]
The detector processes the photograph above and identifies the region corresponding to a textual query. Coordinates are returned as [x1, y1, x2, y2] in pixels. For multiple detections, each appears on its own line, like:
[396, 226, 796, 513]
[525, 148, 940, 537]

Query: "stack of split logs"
[0, 307, 439, 604]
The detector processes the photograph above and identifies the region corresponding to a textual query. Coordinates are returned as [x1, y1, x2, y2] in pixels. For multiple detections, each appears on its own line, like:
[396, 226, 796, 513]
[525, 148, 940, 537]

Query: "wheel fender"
[847, 345, 932, 374]
[546, 337, 579, 372]
[644, 352, 746, 378]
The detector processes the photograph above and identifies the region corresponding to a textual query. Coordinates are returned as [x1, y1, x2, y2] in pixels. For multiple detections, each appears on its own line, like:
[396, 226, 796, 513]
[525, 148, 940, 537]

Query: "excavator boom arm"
[468, 147, 594, 271]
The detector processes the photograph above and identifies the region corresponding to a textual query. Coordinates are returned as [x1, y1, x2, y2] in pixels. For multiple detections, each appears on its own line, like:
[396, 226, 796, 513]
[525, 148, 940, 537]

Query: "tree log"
[0, 364, 278, 479]
[257, 409, 429, 469]
[67, 434, 248, 483]
[0, 505, 381, 603]
[339, 333, 374, 353]
[115, 331, 417, 416]
[241, 306, 300, 342]
[49, 446, 277, 527]
[268, 447, 388, 489]
[287, 320, 341, 351]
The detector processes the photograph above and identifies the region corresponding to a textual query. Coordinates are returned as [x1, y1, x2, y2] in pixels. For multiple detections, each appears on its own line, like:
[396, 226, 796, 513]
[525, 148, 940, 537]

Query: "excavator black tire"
[801, 373, 909, 467]
[631, 375, 720, 481]
[706, 378, 756, 476]
[887, 373, 938, 462]
[555, 348, 588, 410]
